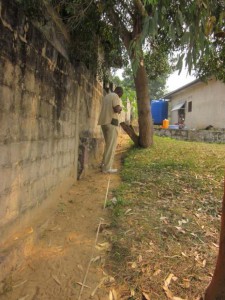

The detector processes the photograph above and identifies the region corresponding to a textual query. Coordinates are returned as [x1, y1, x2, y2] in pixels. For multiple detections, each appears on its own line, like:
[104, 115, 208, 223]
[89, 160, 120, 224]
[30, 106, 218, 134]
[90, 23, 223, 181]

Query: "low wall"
[154, 128, 225, 143]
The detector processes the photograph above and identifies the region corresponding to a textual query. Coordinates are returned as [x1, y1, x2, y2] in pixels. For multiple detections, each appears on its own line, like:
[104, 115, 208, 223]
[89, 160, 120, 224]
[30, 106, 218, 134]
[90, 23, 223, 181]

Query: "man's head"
[114, 86, 123, 98]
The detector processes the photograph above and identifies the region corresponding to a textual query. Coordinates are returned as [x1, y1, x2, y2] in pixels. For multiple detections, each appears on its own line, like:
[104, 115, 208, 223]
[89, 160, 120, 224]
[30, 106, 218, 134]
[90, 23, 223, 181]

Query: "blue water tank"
[151, 100, 168, 125]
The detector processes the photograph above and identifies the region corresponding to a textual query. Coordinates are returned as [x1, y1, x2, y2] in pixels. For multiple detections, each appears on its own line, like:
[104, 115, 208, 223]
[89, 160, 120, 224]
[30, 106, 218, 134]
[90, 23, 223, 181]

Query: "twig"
[13, 280, 28, 288]
[76, 282, 90, 289]
[104, 177, 111, 209]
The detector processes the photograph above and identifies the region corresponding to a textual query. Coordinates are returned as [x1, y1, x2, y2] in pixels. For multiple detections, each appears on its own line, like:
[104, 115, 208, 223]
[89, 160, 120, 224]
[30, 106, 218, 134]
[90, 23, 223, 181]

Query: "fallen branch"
[120, 122, 139, 146]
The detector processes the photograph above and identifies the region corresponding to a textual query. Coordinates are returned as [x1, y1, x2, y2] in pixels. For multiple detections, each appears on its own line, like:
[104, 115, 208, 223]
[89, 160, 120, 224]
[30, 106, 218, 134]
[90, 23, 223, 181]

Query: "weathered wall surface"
[76, 65, 103, 178]
[0, 0, 103, 239]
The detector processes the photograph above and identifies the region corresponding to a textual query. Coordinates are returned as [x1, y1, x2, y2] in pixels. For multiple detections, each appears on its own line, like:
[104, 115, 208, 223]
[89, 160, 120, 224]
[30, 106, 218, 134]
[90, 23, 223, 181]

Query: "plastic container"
[151, 100, 168, 125]
[162, 119, 169, 129]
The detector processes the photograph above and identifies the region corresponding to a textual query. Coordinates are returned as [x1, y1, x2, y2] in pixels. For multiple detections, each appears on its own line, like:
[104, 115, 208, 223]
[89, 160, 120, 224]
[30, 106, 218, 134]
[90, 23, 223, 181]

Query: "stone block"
[0, 111, 10, 143]
[68, 138, 75, 151]
[1, 60, 15, 87]
[20, 160, 41, 186]
[0, 85, 14, 113]
[0, 189, 20, 227]
[0, 111, 21, 144]
[39, 100, 52, 120]
[29, 174, 55, 204]
[17, 184, 33, 213]
[56, 139, 64, 153]
[24, 71, 36, 93]
[20, 116, 39, 141]
[9, 141, 32, 166]
[39, 158, 55, 177]
[20, 93, 40, 118]
[63, 152, 71, 167]
[27, 141, 45, 161]
[38, 117, 54, 140]
[0, 144, 11, 167]
[48, 139, 58, 156]
[10, 113, 22, 142]
[0, 166, 20, 195]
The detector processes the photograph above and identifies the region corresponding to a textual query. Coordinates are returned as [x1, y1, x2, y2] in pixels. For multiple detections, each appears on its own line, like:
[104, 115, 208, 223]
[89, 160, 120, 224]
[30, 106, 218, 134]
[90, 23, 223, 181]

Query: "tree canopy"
[194, 2, 225, 82]
[17, 0, 225, 81]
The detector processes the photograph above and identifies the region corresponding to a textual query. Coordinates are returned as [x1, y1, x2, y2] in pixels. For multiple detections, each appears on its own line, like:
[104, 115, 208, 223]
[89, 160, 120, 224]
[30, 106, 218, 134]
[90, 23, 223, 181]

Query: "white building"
[164, 78, 225, 130]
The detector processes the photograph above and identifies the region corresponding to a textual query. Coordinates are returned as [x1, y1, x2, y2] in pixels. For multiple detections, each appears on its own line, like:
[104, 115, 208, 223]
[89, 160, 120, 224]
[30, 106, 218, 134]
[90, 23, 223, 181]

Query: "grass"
[106, 136, 225, 300]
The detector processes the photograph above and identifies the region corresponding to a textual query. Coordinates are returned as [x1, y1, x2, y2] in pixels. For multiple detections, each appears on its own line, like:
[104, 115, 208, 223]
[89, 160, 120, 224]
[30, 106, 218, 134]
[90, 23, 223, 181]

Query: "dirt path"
[0, 135, 129, 300]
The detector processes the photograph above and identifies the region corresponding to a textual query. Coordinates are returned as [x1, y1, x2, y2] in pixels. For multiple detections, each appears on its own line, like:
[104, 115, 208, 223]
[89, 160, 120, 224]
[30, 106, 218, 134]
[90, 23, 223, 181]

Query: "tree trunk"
[107, 4, 154, 148]
[204, 177, 225, 299]
[133, 63, 153, 148]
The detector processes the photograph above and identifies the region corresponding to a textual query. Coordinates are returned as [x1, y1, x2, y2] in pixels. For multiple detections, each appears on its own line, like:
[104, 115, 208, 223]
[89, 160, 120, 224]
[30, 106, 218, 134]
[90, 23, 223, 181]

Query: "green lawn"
[106, 136, 225, 300]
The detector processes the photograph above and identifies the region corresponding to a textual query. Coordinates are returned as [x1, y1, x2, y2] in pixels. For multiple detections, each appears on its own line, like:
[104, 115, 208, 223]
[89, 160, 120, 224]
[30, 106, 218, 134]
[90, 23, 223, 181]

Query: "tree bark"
[133, 63, 154, 148]
[204, 177, 225, 299]
[105, 1, 154, 148]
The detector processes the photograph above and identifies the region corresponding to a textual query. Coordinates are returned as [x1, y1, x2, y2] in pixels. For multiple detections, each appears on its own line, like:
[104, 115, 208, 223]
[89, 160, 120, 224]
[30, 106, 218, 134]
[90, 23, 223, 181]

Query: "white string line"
[77, 174, 111, 300]
[104, 176, 111, 209]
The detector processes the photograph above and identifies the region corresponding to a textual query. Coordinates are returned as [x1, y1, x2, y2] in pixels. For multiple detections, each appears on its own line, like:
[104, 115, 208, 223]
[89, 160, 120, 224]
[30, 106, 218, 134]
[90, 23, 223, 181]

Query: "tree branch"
[133, 0, 148, 17]
[101, 1, 132, 49]
[42, 0, 70, 42]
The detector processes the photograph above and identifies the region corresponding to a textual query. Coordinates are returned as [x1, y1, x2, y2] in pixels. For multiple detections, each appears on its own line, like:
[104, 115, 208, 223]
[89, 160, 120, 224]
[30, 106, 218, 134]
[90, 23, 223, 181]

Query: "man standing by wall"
[98, 87, 123, 174]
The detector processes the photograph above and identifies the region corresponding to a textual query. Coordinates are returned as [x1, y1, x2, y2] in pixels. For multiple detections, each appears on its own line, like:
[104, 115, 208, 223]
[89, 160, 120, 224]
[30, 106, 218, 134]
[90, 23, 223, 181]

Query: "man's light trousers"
[101, 124, 118, 172]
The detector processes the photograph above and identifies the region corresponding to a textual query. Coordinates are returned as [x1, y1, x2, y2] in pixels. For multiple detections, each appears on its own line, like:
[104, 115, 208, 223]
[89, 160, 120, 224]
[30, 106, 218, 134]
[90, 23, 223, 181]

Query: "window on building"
[188, 101, 192, 112]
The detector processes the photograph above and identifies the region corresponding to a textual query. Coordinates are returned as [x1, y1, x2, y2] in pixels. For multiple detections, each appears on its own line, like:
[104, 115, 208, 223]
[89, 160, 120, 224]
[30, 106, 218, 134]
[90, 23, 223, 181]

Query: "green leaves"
[205, 16, 217, 36]
[15, 0, 45, 20]
[25, 0, 225, 83]
[177, 53, 184, 74]
[177, 9, 183, 26]
[143, 0, 159, 5]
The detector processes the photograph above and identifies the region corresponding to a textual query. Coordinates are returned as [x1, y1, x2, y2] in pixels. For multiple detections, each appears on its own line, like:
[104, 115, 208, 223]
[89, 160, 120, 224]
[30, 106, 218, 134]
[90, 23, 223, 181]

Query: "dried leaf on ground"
[125, 208, 132, 215]
[142, 291, 151, 299]
[164, 274, 177, 288]
[91, 256, 101, 263]
[153, 269, 161, 276]
[175, 226, 186, 234]
[91, 276, 115, 297]
[95, 242, 111, 251]
[180, 278, 190, 289]
[163, 286, 174, 299]
[109, 289, 117, 300]
[202, 259, 206, 267]
[52, 275, 61, 286]
[163, 274, 185, 300]
[18, 296, 29, 300]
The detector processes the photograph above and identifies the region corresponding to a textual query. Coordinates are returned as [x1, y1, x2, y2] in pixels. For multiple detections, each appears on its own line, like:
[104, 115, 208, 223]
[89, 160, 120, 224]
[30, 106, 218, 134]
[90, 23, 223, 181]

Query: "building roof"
[163, 78, 202, 99]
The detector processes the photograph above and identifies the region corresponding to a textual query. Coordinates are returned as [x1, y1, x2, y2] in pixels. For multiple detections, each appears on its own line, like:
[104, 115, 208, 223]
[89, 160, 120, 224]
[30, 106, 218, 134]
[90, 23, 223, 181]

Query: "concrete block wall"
[76, 65, 104, 176]
[154, 128, 225, 143]
[0, 0, 103, 238]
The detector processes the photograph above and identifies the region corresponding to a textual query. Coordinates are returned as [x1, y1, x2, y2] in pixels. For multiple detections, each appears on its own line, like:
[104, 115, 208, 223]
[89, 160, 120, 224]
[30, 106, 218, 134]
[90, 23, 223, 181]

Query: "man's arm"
[113, 105, 122, 114]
